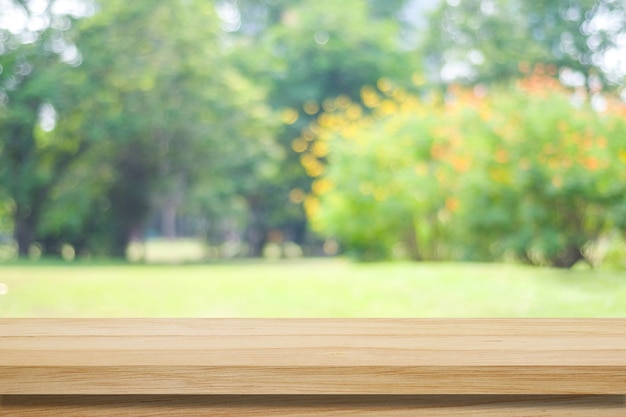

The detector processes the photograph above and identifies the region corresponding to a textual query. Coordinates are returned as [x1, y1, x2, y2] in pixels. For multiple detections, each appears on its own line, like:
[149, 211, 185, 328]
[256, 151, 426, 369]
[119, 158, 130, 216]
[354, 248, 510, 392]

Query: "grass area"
[0, 259, 625, 317]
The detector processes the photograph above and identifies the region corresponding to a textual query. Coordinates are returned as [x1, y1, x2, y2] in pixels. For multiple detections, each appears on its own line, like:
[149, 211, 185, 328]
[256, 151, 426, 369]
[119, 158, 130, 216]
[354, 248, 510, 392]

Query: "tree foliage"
[423, 0, 626, 88]
[227, 0, 419, 254]
[0, 0, 88, 256]
[1, 0, 625, 264]
[306, 71, 626, 266]
[1, 0, 279, 257]
[53, 0, 279, 256]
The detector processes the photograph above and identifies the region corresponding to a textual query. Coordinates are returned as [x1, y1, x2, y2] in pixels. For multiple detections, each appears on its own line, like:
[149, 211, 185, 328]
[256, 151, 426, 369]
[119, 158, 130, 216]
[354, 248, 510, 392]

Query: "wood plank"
[2, 365, 625, 395]
[2, 395, 625, 416]
[1, 319, 625, 395]
[3, 335, 626, 351]
[3, 318, 626, 336]
[2, 347, 626, 366]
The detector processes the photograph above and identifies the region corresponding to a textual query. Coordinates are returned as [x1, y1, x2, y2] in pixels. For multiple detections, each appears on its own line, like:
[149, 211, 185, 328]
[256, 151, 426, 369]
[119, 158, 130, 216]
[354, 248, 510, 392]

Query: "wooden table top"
[1, 319, 625, 395]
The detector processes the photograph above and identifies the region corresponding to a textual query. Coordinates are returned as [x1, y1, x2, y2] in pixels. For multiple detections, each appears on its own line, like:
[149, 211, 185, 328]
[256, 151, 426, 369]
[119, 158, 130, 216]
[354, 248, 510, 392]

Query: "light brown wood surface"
[1, 319, 625, 415]
[1, 319, 626, 395]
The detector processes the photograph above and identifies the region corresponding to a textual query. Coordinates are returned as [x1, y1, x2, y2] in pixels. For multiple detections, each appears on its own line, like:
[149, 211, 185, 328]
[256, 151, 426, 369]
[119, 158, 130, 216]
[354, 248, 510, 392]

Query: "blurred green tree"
[0, 0, 90, 256]
[1, 0, 279, 258]
[47, 0, 280, 257]
[423, 0, 626, 88]
[228, 0, 421, 255]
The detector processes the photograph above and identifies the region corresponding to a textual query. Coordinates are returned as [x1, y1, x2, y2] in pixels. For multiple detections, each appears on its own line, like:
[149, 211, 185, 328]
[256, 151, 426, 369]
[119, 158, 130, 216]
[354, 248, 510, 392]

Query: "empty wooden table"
[1, 319, 625, 415]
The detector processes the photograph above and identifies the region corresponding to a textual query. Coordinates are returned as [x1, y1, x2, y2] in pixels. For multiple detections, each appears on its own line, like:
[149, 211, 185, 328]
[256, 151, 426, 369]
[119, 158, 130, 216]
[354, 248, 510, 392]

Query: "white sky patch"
[27, 14, 50, 32]
[591, 94, 608, 112]
[441, 61, 475, 83]
[601, 46, 626, 83]
[468, 49, 484, 65]
[60, 43, 82, 65]
[29, 0, 50, 15]
[50, 0, 95, 18]
[215, 1, 241, 33]
[38, 102, 57, 132]
[560, 67, 586, 87]
[0, 0, 94, 34]
[585, 4, 626, 83]
[0, 1, 29, 33]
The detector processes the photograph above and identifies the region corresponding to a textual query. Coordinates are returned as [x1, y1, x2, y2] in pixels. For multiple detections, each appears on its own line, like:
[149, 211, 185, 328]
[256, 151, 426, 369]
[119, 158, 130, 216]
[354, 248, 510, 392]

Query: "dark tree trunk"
[109, 228, 131, 258]
[161, 201, 177, 240]
[245, 195, 268, 257]
[106, 195, 149, 259]
[102, 141, 156, 258]
[404, 229, 423, 261]
[552, 245, 585, 269]
[14, 207, 39, 258]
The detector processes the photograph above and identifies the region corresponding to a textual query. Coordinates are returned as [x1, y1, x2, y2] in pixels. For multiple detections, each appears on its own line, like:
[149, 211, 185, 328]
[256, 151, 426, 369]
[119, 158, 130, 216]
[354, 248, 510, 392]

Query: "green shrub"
[301, 71, 626, 267]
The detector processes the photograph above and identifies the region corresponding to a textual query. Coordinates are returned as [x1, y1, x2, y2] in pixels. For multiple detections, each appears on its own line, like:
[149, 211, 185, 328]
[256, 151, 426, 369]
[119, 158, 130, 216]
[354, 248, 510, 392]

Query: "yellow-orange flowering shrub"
[299, 71, 626, 265]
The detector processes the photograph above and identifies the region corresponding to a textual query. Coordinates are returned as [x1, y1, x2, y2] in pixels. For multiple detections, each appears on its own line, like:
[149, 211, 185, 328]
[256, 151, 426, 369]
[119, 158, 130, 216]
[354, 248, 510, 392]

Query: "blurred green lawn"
[1, 259, 625, 317]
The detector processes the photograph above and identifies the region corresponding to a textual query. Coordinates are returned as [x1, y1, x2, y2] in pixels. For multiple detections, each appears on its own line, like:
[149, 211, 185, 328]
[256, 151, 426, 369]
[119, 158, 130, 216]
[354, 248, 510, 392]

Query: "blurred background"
[0, 0, 625, 317]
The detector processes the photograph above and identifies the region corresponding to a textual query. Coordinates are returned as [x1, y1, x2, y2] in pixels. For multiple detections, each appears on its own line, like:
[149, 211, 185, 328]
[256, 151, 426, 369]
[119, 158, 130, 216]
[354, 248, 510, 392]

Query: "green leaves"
[422, 0, 625, 88]
[308, 75, 626, 266]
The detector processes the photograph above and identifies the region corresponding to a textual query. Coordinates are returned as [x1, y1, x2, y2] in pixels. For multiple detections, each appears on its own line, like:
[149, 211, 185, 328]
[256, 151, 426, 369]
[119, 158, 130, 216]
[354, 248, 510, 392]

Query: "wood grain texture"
[1, 319, 625, 396]
[1, 395, 625, 416]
